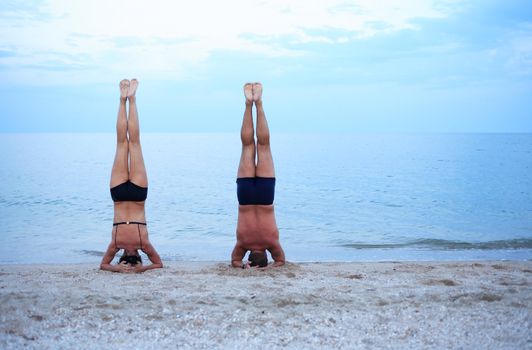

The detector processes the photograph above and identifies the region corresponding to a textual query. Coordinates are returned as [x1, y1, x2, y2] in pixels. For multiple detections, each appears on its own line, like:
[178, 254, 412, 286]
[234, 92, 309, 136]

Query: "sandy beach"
[0, 261, 530, 349]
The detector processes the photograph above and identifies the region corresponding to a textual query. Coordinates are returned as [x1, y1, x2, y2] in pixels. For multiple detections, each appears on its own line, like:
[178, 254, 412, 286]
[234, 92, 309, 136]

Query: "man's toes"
[243, 83, 253, 100]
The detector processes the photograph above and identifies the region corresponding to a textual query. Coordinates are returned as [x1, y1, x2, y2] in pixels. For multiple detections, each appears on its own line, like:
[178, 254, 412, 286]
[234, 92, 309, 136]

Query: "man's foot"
[128, 79, 139, 99]
[120, 79, 130, 101]
[252, 82, 262, 103]
[243, 83, 253, 104]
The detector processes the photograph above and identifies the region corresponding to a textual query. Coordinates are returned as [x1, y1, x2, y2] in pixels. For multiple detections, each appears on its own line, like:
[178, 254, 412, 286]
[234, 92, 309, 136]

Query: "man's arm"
[231, 244, 248, 268]
[135, 241, 163, 273]
[268, 241, 285, 267]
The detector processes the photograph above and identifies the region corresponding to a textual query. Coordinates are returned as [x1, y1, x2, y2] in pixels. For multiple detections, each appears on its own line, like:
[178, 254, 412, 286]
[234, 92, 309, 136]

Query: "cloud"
[0, 0, 459, 84]
[506, 22, 532, 75]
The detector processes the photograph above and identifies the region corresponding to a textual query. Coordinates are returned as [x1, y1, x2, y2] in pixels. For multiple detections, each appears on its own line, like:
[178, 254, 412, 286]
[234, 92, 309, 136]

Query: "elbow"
[150, 262, 163, 269]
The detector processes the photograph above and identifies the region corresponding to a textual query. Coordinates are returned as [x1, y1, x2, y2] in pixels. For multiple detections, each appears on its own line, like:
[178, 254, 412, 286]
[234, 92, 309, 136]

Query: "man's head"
[248, 250, 268, 268]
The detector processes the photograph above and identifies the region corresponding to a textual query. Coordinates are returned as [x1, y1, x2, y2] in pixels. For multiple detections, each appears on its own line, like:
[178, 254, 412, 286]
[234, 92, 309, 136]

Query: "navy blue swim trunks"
[236, 177, 275, 205]
[110, 180, 148, 202]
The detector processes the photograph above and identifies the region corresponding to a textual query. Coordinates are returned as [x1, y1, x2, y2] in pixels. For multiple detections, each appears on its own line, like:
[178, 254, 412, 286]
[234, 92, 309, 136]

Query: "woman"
[100, 79, 163, 273]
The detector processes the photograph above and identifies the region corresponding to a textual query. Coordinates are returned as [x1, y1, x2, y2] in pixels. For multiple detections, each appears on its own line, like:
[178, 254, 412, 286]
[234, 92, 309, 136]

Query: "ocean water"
[0, 133, 531, 264]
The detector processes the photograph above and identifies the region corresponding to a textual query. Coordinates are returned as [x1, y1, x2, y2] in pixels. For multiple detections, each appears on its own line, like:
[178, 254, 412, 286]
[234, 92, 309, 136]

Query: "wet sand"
[1, 261, 530, 349]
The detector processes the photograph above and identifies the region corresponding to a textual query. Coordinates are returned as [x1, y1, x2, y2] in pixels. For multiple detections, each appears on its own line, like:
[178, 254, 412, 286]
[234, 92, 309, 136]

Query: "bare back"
[112, 221, 148, 251]
[113, 201, 146, 223]
[111, 201, 147, 250]
[236, 205, 279, 250]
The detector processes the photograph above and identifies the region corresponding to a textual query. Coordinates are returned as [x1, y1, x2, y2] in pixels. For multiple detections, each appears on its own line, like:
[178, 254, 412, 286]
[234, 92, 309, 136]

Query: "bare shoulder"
[140, 241, 162, 266]
[231, 242, 247, 258]
[268, 240, 283, 251]
[101, 242, 119, 265]
[268, 241, 285, 263]
[141, 239, 156, 254]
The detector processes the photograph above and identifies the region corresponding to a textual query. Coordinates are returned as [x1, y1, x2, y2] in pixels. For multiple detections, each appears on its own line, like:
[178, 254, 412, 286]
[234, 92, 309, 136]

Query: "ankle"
[120, 97, 127, 104]
[245, 100, 253, 107]
[255, 100, 263, 107]
[128, 96, 136, 104]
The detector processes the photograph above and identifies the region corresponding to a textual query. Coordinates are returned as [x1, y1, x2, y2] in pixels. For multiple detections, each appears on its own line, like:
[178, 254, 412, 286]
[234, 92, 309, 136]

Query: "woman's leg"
[237, 83, 256, 178]
[254, 83, 275, 178]
[110, 79, 130, 188]
[127, 79, 148, 187]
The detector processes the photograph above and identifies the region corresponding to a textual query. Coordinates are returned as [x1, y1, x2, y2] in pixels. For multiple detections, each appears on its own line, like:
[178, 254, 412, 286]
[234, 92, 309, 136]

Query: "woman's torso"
[113, 201, 146, 223]
[112, 222, 148, 250]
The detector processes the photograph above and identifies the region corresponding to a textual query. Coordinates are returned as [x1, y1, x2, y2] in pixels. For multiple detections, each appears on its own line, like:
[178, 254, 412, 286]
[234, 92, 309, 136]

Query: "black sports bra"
[110, 181, 148, 202]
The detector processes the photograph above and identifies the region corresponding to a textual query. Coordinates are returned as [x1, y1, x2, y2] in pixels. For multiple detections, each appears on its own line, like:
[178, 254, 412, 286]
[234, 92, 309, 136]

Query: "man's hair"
[249, 251, 268, 268]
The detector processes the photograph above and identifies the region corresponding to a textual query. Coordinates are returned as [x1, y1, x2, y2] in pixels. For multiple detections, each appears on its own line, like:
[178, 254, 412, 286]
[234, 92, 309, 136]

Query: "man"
[231, 82, 285, 269]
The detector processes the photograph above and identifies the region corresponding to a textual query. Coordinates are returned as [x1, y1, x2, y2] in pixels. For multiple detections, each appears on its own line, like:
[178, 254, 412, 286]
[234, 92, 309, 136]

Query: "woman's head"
[248, 250, 268, 268]
[119, 250, 142, 265]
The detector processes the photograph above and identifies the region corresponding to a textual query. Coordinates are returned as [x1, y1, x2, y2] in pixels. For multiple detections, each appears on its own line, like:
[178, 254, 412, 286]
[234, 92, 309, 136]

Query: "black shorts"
[236, 177, 275, 205]
[110, 181, 148, 202]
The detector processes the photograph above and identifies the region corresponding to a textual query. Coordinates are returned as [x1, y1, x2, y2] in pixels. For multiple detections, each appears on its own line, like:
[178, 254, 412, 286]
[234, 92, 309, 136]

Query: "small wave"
[340, 238, 532, 250]
[80, 250, 104, 257]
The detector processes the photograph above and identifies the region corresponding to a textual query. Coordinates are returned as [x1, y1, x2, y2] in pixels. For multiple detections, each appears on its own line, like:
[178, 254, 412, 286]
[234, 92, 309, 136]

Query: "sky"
[0, 0, 531, 132]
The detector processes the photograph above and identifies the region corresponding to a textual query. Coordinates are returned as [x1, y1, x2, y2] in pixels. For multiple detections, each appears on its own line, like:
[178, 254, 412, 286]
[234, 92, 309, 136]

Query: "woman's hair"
[119, 251, 142, 265]
[249, 251, 268, 268]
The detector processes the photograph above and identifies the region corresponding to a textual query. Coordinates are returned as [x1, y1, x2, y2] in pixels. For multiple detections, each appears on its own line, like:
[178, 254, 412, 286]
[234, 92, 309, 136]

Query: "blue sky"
[0, 0, 531, 132]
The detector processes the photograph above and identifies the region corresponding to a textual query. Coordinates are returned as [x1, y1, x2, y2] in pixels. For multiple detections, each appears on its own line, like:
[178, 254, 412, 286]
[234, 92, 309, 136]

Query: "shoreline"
[1, 261, 530, 349]
[0, 257, 531, 265]
[3, 246, 532, 265]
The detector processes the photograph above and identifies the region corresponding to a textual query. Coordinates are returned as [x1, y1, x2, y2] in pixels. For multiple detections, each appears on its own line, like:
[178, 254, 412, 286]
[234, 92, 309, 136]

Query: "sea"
[0, 133, 531, 264]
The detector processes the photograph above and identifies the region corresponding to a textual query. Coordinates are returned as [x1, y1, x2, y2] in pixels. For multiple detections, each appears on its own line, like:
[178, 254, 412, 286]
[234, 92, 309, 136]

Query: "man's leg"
[110, 79, 130, 188]
[254, 83, 275, 178]
[237, 83, 256, 178]
[127, 79, 148, 188]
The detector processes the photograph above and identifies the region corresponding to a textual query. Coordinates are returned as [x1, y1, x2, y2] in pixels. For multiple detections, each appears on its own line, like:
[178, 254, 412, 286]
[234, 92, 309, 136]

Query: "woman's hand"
[129, 263, 146, 273]
[116, 262, 134, 273]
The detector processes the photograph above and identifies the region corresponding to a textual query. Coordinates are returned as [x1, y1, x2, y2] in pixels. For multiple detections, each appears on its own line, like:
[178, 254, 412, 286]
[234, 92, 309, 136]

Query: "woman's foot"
[252, 82, 262, 103]
[128, 79, 139, 101]
[120, 79, 130, 101]
[243, 83, 253, 104]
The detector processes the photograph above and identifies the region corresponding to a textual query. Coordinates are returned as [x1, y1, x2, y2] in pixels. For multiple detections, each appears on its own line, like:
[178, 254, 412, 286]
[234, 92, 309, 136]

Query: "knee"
[241, 130, 255, 144]
[128, 139, 141, 147]
[241, 138, 255, 147]
[117, 140, 128, 149]
[257, 136, 270, 147]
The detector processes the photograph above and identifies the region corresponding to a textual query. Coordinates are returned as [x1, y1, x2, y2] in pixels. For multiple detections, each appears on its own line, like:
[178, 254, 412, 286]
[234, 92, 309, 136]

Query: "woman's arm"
[100, 243, 127, 272]
[135, 241, 163, 272]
